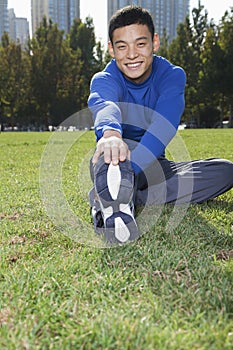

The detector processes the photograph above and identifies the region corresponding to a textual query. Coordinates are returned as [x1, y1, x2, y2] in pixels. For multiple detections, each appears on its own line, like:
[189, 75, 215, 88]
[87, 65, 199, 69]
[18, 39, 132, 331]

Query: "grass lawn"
[0, 129, 233, 349]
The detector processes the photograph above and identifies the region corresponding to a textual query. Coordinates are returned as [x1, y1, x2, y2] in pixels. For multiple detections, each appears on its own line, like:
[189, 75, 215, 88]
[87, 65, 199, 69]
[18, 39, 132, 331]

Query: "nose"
[127, 45, 138, 59]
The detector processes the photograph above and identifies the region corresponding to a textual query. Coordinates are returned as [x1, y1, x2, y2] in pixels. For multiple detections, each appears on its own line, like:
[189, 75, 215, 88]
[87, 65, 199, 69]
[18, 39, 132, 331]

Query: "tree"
[168, 1, 219, 126]
[191, 1, 209, 54]
[158, 28, 169, 58]
[68, 17, 104, 109]
[199, 24, 223, 111]
[218, 9, 233, 123]
[69, 17, 96, 63]
[196, 8, 233, 127]
[0, 33, 31, 128]
[168, 17, 199, 123]
[28, 18, 85, 126]
[29, 18, 63, 126]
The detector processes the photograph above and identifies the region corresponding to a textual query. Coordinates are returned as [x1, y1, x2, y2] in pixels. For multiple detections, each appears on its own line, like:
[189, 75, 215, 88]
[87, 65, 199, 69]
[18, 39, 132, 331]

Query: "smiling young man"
[88, 5, 233, 245]
[108, 23, 159, 84]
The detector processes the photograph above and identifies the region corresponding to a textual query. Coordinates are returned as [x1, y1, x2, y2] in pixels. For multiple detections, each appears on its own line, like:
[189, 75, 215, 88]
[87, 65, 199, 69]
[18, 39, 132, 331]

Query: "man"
[88, 5, 233, 245]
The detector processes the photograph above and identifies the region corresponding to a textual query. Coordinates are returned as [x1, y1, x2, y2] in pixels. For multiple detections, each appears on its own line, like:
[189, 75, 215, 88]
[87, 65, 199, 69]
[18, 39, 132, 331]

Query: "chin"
[130, 74, 145, 82]
[126, 72, 143, 80]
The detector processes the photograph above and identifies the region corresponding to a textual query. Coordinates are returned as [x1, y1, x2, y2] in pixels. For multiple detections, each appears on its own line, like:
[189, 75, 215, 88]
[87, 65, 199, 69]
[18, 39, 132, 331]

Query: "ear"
[108, 41, 115, 58]
[153, 33, 160, 53]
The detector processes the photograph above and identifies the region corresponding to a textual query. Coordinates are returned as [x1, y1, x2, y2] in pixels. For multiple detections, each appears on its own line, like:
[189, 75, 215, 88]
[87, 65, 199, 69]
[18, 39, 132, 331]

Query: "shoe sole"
[94, 160, 138, 244]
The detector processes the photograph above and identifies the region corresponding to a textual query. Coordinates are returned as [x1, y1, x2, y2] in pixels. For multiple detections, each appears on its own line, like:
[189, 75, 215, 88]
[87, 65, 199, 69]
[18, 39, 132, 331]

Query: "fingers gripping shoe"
[94, 159, 139, 244]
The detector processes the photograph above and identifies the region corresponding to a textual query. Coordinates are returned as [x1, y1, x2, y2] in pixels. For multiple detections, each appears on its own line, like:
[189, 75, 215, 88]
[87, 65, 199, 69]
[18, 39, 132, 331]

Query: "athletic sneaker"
[94, 159, 139, 245]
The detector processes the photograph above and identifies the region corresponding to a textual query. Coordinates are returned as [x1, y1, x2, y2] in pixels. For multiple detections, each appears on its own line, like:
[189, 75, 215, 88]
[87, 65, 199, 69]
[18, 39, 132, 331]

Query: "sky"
[8, 0, 233, 46]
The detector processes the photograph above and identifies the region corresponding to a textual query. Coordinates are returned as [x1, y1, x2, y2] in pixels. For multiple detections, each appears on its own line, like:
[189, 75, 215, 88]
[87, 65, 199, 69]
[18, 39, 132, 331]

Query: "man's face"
[108, 24, 160, 84]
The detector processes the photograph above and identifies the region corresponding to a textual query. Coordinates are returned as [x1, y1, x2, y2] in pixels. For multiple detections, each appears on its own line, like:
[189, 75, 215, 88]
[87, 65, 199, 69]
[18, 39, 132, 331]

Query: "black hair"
[109, 5, 155, 43]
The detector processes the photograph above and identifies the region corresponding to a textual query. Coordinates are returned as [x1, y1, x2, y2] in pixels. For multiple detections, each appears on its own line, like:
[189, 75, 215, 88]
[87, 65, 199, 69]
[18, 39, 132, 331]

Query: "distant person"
[88, 5, 233, 244]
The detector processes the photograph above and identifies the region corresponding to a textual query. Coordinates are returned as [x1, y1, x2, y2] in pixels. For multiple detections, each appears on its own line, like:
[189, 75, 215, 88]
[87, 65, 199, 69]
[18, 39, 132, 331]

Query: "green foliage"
[0, 16, 104, 129]
[68, 17, 104, 110]
[29, 19, 66, 125]
[0, 130, 233, 349]
[218, 10, 233, 100]
[0, 33, 31, 125]
[157, 28, 169, 58]
[27, 18, 92, 126]
[69, 17, 95, 62]
[168, 16, 200, 118]
[166, 2, 233, 126]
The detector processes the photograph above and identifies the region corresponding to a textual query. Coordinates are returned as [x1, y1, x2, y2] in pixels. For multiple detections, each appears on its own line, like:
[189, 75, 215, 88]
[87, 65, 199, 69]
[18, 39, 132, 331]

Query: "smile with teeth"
[126, 62, 142, 69]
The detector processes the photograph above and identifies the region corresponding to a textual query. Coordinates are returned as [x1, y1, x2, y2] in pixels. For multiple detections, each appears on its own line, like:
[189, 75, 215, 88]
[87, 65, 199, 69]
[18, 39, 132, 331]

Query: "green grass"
[0, 129, 233, 349]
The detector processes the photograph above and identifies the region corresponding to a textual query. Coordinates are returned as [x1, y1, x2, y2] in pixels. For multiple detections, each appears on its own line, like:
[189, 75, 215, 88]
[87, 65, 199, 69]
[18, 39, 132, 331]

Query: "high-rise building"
[31, 0, 47, 35]
[31, 0, 80, 36]
[108, 0, 190, 42]
[15, 18, 30, 49]
[0, 0, 9, 39]
[8, 9, 30, 49]
[8, 8, 16, 41]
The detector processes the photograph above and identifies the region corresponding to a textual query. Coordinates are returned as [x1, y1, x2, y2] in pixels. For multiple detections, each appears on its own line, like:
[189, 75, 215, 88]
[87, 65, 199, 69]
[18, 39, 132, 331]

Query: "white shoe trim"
[119, 203, 132, 216]
[101, 206, 113, 221]
[115, 217, 131, 243]
[107, 162, 121, 200]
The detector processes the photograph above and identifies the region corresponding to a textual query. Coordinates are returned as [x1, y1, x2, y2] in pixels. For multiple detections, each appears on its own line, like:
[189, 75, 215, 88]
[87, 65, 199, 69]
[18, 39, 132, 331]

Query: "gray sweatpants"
[134, 157, 233, 206]
[90, 157, 233, 207]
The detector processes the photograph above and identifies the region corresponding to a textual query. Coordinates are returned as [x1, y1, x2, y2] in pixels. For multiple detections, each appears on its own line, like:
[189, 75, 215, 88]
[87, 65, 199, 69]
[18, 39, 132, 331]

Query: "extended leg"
[135, 158, 233, 206]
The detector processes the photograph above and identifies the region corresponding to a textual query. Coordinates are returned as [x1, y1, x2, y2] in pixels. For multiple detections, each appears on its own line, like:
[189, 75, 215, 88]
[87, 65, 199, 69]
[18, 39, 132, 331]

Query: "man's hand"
[92, 130, 130, 165]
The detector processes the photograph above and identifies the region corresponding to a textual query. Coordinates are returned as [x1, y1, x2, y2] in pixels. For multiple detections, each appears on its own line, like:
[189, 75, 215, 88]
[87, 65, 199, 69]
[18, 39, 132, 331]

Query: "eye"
[117, 45, 126, 50]
[138, 42, 146, 47]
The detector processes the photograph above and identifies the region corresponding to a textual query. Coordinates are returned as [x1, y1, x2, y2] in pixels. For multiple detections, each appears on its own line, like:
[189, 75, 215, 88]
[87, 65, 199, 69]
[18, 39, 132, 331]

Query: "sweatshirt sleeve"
[88, 70, 123, 140]
[130, 66, 186, 175]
